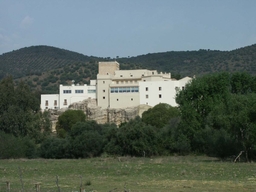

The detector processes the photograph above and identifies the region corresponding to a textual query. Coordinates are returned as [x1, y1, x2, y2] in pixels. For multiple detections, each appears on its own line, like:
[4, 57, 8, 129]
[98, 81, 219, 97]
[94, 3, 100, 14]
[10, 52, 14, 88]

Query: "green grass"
[0, 156, 256, 192]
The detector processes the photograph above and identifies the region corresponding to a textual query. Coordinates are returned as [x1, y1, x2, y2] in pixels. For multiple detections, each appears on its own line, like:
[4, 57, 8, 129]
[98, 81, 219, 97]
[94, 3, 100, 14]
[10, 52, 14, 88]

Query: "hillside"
[0, 44, 256, 93]
[0, 45, 100, 79]
[118, 44, 256, 77]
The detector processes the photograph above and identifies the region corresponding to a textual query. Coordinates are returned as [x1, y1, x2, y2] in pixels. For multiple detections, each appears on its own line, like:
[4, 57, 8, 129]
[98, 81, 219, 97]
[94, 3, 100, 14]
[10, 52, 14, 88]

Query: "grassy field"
[0, 156, 256, 192]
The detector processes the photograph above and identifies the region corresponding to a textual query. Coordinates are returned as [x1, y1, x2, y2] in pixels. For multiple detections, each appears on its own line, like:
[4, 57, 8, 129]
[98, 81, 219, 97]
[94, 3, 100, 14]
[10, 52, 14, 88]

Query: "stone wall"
[50, 98, 151, 131]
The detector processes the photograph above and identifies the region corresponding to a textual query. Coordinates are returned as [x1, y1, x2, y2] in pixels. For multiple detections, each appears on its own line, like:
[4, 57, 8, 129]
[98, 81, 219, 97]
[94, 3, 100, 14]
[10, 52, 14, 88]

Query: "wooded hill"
[0, 44, 255, 93]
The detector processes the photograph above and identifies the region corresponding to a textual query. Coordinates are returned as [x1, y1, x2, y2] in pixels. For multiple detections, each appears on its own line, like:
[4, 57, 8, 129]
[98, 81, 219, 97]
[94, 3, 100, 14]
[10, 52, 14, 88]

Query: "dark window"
[63, 90, 71, 94]
[75, 90, 83, 93]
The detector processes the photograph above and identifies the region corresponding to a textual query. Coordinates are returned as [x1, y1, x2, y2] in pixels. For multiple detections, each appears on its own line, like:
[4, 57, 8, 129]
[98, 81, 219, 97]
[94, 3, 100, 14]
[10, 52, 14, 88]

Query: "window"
[103, 90, 105, 92]
[120, 75, 123, 77]
[182, 86, 185, 90]
[131, 87, 139, 92]
[103, 96, 105, 99]
[88, 89, 96, 93]
[117, 99, 119, 101]
[110, 87, 138, 93]
[131, 98, 133, 101]
[54, 100, 57, 106]
[130, 74, 133, 77]
[159, 87, 162, 91]
[63, 90, 71, 94]
[146, 95, 149, 99]
[159, 94, 162, 98]
[152, 72, 154, 75]
[75, 90, 84, 93]
[64, 99, 67, 105]
[103, 81, 105, 84]
[45, 100, 48, 106]
[146, 87, 148, 91]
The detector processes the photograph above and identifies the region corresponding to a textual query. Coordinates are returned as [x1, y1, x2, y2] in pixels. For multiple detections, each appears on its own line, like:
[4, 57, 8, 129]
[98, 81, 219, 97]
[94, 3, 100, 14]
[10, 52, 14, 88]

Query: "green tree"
[0, 131, 37, 159]
[0, 77, 47, 139]
[68, 121, 115, 158]
[142, 103, 180, 129]
[208, 94, 256, 161]
[0, 76, 15, 114]
[56, 110, 86, 137]
[176, 72, 231, 151]
[105, 117, 159, 156]
[40, 137, 70, 159]
[230, 72, 252, 94]
[176, 72, 256, 159]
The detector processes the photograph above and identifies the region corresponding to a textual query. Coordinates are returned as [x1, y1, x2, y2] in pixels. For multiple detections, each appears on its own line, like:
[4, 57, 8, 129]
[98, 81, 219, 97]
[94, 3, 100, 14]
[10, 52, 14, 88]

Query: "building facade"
[96, 61, 192, 109]
[41, 61, 192, 111]
[41, 80, 96, 110]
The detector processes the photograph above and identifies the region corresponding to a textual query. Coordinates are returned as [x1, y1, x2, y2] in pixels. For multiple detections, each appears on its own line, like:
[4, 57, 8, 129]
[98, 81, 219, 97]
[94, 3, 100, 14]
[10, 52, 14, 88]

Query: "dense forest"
[1, 72, 256, 161]
[0, 44, 256, 94]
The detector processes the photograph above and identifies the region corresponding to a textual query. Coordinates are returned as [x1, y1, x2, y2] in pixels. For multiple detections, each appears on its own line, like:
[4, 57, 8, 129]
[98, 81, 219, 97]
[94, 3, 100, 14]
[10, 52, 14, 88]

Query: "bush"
[40, 136, 70, 158]
[56, 110, 86, 137]
[104, 117, 159, 157]
[0, 131, 37, 159]
[69, 121, 106, 158]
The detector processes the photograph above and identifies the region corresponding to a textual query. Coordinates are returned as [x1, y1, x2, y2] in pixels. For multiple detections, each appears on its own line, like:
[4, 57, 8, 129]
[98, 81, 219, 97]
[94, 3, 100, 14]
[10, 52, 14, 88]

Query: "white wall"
[139, 77, 192, 107]
[41, 94, 59, 110]
[139, 80, 180, 107]
[59, 84, 96, 109]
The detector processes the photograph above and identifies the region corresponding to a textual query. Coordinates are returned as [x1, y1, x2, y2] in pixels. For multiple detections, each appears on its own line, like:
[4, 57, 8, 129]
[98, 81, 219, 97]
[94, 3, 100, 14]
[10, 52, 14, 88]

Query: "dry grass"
[0, 156, 256, 191]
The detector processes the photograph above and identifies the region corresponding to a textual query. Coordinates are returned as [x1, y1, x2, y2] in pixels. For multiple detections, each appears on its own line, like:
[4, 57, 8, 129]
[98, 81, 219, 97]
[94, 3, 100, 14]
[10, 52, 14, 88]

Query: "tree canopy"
[56, 109, 86, 137]
[142, 103, 180, 128]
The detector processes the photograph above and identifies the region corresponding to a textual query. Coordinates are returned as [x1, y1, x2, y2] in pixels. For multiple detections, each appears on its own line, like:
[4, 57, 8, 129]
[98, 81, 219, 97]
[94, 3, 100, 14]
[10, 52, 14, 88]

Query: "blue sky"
[0, 0, 256, 57]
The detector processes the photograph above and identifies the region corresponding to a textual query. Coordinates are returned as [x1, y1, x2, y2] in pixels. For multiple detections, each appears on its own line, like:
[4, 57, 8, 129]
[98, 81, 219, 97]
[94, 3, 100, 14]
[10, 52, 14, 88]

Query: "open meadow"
[0, 156, 256, 192]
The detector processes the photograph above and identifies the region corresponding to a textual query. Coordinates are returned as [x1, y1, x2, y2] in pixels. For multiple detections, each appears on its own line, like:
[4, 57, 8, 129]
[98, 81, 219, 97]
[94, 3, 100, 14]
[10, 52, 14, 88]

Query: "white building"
[96, 61, 192, 109]
[41, 80, 96, 110]
[139, 76, 191, 107]
[41, 61, 192, 111]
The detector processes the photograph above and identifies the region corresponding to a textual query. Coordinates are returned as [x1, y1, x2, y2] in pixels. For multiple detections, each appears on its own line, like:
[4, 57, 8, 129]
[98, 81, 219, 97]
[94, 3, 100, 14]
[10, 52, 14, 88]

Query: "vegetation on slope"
[118, 44, 256, 77]
[1, 44, 256, 93]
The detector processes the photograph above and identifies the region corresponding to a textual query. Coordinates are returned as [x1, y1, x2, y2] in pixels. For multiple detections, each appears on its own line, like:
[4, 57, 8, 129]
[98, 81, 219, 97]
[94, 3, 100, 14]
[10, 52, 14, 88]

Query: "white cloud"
[20, 15, 34, 29]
